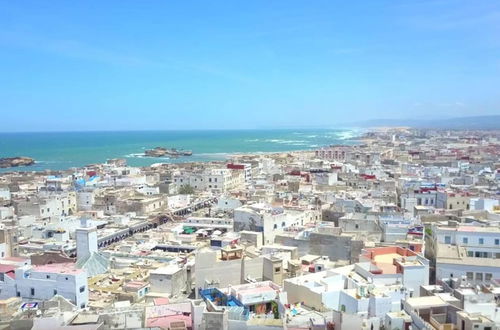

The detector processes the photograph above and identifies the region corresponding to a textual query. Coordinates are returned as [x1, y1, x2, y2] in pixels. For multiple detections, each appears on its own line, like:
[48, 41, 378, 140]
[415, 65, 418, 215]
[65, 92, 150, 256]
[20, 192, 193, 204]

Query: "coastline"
[0, 128, 363, 173]
[0, 149, 319, 175]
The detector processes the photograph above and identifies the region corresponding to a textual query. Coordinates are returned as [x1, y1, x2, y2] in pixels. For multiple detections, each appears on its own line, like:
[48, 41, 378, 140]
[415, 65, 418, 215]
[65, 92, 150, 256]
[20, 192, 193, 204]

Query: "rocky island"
[144, 147, 192, 158]
[0, 157, 35, 168]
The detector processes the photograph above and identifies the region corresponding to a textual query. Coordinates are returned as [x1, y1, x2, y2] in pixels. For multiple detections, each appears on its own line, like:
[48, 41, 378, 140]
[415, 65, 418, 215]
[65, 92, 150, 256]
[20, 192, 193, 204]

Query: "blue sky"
[0, 0, 499, 131]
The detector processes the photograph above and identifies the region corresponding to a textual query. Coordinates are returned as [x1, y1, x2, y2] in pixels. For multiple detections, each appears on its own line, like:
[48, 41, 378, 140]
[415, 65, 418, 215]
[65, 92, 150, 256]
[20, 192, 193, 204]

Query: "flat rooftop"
[34, 263, 84, 275]
[150, 265, 181, 275]
[406, 296, 448, 309]
[436, 243, 500, 267]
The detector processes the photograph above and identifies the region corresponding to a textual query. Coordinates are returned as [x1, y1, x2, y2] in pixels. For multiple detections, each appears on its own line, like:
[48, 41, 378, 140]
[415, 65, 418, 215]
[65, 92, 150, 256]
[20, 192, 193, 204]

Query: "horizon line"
[1, 114, 498, 134]
[0, 126, 361, 134]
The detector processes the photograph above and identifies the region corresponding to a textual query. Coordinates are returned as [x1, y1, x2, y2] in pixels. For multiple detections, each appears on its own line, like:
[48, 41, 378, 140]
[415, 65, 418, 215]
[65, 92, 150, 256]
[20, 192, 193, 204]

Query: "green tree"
[271, 301, 279, 319]
[178, 184, 195, 195]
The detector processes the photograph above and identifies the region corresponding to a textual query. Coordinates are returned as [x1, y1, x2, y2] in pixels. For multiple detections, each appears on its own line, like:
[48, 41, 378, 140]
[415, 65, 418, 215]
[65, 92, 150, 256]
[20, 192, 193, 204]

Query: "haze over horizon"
[1, 1, 499, 132]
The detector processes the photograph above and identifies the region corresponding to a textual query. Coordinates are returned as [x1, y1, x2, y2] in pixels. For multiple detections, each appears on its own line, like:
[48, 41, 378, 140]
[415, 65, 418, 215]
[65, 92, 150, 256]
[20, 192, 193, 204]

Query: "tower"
[76, 218, 98, 262]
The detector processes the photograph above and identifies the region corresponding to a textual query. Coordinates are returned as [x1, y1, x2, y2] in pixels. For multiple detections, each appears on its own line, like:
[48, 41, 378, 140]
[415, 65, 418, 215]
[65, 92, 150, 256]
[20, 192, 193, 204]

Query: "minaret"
[76, 218, 98, 262]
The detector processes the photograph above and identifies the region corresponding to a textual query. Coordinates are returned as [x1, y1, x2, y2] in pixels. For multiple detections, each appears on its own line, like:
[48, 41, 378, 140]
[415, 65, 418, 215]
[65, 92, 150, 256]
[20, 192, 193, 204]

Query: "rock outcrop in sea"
[144, 147, 192, 157]
[0, 157, 35, 168]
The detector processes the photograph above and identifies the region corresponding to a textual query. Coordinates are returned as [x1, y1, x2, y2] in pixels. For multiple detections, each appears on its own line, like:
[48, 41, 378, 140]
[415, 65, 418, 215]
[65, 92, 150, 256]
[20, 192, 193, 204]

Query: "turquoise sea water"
[0, 129, 361, 172]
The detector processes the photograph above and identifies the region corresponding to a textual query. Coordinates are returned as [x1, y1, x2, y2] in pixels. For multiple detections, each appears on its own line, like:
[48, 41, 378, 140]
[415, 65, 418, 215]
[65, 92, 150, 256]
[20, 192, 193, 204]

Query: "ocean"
[0, 128, 361, 172]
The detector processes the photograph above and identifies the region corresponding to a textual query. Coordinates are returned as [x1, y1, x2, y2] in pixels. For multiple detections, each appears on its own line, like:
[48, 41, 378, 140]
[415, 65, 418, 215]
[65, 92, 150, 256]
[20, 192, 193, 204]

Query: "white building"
[167, 194, 191, 210]
[149, 265, 187, 297]
[0, 261, 88, 309]
[470, 198, 499, 212]
[430, 221, 500, 284]
[233, 203, 319, 244]
[284, 247, 429, 316]
[432, 222, 500, 260]
[0, 206, 14, 220]
[15, 191, 77, 218]
[313, 172, 338, 186]
[315, 146, 351, 162]
[0, 243, 6, 258]
[215, 196, 243, 211]
[173, 168, 245, 193]
[76, 190, 97, 211]
[204, 168, 245, 193]
[0, 187, 11, 201]
[400, 189, 438, 212]
[227, 163, 253, 183]
[135, 185, 160, 196]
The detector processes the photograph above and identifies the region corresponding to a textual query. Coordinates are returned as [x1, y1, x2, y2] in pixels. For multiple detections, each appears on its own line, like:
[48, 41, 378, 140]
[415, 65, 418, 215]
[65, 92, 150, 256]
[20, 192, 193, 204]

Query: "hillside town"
[1, 127, 500, 330]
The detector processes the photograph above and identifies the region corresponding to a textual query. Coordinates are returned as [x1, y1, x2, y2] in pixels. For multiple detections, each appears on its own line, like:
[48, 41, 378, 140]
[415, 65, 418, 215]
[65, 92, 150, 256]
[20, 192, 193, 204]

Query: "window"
[274, 267, 281, 273]
[31, 288, 35, 296]
[485, 273, 492, 281]
[495, 239, 500, 246]
[462, 237, 468, 244]
[54, 289, 57, 295]
[479, 238, 484, 245]
[46, 275, 50, 279]
[444, 236, 451, 244]
[79, 286, 85, 293]
[476, 273, 483, 281]
[466, 272, 474, 280]
[475, 251, 481, 258]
